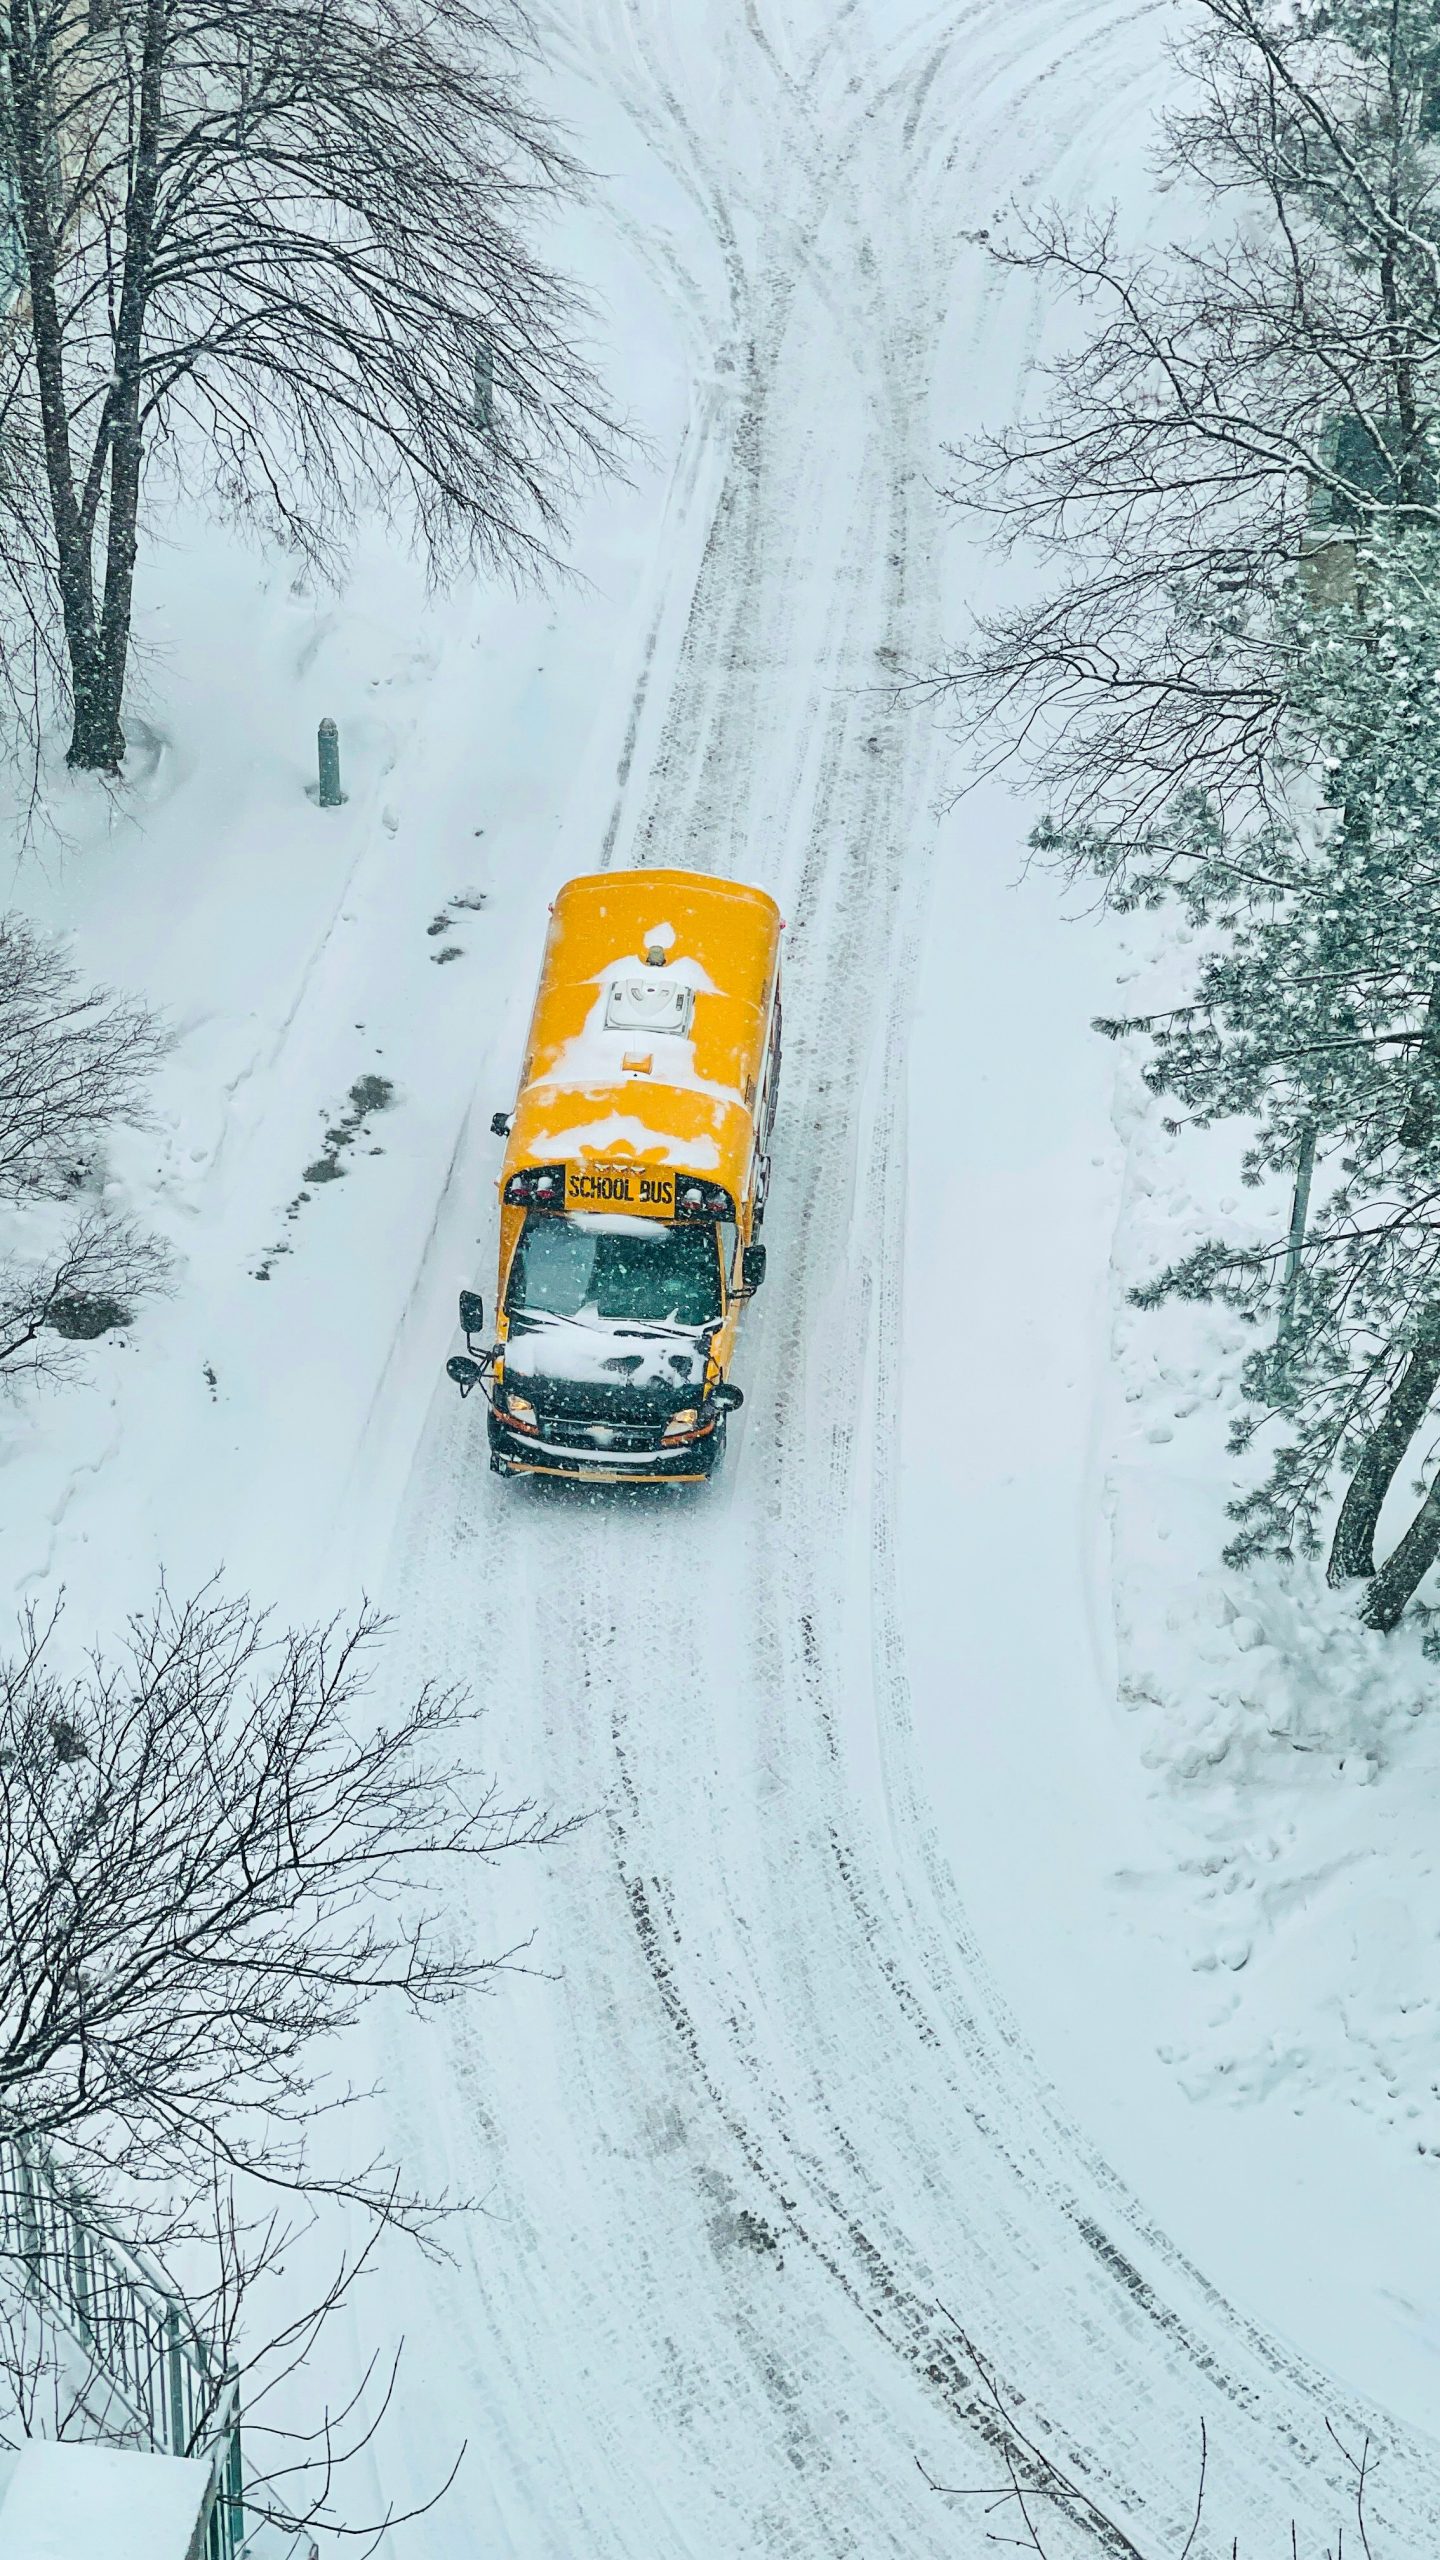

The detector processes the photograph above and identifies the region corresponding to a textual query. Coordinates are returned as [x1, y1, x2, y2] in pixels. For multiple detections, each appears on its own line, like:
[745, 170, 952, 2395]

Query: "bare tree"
[0, 1204, 169, 1377]
[0, 913, 169, 1377]
[172, 2184, 471, 2554]
[0, 1584, 572, 2543]
[0, 1583, 574, 2227]
[0, 0, 620, 770]
[921, 2314, 1384, 2559]
[0, 2167, 466, 2552]
[931, 1, 1440, 1626]
[0, 412, 65, 798]
[936, 0, 1440, 875]
[0, 914, 163, 1188]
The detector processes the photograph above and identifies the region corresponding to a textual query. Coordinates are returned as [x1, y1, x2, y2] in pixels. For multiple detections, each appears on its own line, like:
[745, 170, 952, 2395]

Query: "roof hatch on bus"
[603, 972, 695, 1037]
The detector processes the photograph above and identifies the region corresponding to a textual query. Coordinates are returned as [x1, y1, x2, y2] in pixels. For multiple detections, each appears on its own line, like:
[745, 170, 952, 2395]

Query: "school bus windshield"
[507, 1213, 722, 1330]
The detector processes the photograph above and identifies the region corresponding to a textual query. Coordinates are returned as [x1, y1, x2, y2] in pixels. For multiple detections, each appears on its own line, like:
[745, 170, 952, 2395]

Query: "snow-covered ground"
[4, 0, 1440, 2551]
[0, 2440, 214, 2560]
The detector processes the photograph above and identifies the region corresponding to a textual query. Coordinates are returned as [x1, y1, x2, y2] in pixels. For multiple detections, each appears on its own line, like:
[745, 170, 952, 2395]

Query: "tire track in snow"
[366, 4, 1440, 2553]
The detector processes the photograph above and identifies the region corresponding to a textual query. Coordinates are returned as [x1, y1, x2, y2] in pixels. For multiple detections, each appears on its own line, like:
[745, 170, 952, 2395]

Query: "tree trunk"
[71, 403, 138, 771]
[66, 0, 166, 772]
[3, 0, 104, 755]
[1360, 1461, 1440, 1631]
[1399, 970, 1440, 1149]
[1327, 1339, 1440, 1583]
[1379, 66, 1424, 517]
[1269, 1120, 1316, 1395]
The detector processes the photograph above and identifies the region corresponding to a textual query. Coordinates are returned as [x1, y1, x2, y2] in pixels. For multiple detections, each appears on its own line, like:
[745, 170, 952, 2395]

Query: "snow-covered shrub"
[0, 917, 169, 1383]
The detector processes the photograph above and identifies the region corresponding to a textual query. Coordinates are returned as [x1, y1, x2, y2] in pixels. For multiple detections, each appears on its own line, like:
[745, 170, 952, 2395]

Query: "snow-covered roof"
[502, 870, 781, 1208]
[0, 2440, 213, 2560]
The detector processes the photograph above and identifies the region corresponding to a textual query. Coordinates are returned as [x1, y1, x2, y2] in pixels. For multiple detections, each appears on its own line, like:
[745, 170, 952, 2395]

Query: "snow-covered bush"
[0, 916, 169, 1383]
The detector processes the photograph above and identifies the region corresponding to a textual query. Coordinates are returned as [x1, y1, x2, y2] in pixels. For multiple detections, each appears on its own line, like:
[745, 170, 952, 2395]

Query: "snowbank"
[0, 2441, 211, 2560]
[1106, 913, 1440, 2156]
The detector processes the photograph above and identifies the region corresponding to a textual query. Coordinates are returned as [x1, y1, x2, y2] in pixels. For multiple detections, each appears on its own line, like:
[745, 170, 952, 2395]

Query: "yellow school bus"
[447, 868, 783, 1484]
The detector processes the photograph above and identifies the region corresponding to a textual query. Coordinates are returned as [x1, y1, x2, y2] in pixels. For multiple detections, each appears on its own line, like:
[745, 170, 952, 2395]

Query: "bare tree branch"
[933, 0, 1440, 869]
[0, 1583, 579, 2229]
[0, 0, 624, 768]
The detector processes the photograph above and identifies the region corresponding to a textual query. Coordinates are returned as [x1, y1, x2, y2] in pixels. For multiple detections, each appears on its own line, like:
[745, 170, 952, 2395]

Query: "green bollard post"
[474, 338, 494, 431]
[317, 717, 344, 807]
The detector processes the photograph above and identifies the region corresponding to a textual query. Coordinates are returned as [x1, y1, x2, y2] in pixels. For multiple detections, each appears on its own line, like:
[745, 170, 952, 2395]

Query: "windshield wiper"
[512, 1306, 708, 1340]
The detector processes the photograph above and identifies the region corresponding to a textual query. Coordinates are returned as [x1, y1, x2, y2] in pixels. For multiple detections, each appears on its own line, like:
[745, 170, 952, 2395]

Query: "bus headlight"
[662, 1407, 700, 1443]
[503, 1391, 538, 1433]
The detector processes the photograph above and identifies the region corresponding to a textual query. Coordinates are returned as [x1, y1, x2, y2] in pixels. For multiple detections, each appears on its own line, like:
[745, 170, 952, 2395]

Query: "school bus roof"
[503, 869, 782, 1206]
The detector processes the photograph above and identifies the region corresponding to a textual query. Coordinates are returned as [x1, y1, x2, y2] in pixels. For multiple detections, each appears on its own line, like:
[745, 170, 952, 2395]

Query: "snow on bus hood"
[504, 1311, 709, 1394]
[524, 1112, 721, 1172]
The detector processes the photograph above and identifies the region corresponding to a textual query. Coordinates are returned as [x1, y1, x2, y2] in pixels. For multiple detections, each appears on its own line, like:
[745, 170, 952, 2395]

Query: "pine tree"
[939, 0, 1440, 1630]
[1108, 534, 1440, 1623]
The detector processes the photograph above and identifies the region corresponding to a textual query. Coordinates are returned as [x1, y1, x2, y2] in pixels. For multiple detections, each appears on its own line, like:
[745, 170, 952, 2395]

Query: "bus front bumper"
[486, 1408, 723, 1485]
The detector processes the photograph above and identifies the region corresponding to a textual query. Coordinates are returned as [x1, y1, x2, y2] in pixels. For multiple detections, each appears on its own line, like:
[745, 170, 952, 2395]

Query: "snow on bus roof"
[504, 875, 780, 1197]
[524, 1111, 722, 1172]
[535, 953, 740, 1110]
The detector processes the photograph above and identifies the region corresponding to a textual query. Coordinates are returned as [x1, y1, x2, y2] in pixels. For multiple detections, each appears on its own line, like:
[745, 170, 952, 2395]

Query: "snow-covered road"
[2, 0, 1436, 2542]
[351, 3, 1440, 2551]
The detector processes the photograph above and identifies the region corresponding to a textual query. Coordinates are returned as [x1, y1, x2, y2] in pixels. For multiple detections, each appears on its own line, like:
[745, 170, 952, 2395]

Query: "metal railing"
[0, 2134, 245, 2558]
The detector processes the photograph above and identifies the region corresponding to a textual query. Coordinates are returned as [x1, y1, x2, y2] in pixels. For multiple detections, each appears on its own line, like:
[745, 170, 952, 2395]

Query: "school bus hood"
[504, 1312, 710, 1417]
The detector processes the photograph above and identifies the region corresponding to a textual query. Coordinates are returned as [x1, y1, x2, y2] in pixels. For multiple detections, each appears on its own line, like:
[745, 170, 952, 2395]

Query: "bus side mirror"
[491, 1110, 512, 1137]
[447, 1355, 483, 1398]
[741, 1245, 767, 1293]
[459, 1289, 485, 1342]
[712, 1381, 744, 1412]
